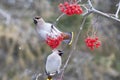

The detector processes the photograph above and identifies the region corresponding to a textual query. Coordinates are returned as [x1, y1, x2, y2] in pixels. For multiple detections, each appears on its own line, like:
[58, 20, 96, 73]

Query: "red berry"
[59, 2, 83, 16]
[66, 5, 70, 9]
[90, 46, 94, 50]
[64, 2, 69, 6]
[60, 8, 65, 12]
[95, 37, 98, 40]
[59, 3, 64, 7]
[96, 41, 101, 46]
[76, 10, 80, 14]
[71, 6, 75, 10]
[46, 35, 63, 49]
[85, 36, 101, 50]
[79, 8, 83, 13]
[76, 5, 80, 8]
[91, 38, 96, 42]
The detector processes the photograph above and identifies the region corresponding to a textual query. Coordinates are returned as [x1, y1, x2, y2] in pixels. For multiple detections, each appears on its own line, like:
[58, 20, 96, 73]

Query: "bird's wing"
[51, 25, 62, 34]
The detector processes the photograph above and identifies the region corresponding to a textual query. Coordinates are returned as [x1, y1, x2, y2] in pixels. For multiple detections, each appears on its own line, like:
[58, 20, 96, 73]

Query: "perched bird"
[33, 16, 74, 49]
[45, 50, 63, 80]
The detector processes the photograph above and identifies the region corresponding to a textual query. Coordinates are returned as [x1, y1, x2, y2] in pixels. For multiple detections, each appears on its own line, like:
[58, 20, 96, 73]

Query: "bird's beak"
[33, 18, 37, 25]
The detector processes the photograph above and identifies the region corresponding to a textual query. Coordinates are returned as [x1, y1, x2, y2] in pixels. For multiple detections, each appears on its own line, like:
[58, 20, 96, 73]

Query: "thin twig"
[77, 0, 81, 3]
[56, 13, 65, 22]
[115, 1, 120, 18]
[54, 0, 82, 24]
[55, 0, 120, 80]
[82, 0, 93, 16]
[83, 0, 120, 23]
[59, 17, 87, 80]
[92, 9, 120, 22]
[36, 73, 42, 80]
[88, 0, 93, 9]
[53, 13, 65, 25]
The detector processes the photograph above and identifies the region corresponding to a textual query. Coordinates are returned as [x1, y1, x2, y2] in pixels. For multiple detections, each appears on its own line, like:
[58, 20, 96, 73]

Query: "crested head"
[33, 16, 45, 25]
[35, 16, 41, 19]
[52, 49, 64, 56]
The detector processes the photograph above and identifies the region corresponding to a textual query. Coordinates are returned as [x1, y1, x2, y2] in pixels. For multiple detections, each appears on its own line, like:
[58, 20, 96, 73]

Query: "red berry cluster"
[46, 35, 63, 49]
[59, 2, 83, 16]
[85, 36, 101, 50]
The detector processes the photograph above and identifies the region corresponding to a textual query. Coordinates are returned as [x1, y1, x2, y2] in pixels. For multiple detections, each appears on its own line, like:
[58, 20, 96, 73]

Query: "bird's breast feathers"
[46, 54, 61, 73]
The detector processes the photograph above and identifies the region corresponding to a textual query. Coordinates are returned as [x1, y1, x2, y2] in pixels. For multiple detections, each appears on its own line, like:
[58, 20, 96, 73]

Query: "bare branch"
[54, 0, 120, 80]
[77, 0, 82, 3]
[88, 0, 93, 9]
[82, 0, 120, 23]
[56, 13, 65, 22]
[115, 1, 120, 18]
[92, 8, 120, 22]
[52, 13, 64, 26]
[36, 73, 42, 80]
[59, 17, 87, 80]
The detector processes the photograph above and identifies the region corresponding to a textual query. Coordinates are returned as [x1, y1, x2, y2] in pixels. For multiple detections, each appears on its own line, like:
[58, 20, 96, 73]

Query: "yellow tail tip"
[69, 32, 74, 45]
[47, 78, 52, 80]
[47, 76, 52, 80]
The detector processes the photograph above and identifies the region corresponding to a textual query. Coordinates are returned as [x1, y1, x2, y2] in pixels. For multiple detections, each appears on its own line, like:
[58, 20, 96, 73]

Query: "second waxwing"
[45, 49, 63, 80]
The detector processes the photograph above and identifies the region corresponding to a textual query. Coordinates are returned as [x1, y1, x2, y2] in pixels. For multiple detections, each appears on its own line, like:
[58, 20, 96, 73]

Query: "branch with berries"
[35, 0, 120, 80]
[55, 0, 120, 80]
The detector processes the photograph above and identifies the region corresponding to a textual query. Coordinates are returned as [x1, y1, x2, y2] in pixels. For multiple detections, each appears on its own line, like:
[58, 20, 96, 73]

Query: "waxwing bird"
[33, 16, 74, 47]
[45, 50, 63, 80]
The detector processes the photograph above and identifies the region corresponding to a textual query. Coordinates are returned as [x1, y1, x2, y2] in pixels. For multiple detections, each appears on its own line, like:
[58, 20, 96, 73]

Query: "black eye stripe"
[51, 24, 54, 28]
[58, 50, 62, 52]
[35, 17, 40, 19]
[35, 16, 41, 19]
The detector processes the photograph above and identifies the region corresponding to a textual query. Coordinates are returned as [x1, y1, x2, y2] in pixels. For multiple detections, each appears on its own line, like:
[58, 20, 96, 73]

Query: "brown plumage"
[61, 33, 71, 40]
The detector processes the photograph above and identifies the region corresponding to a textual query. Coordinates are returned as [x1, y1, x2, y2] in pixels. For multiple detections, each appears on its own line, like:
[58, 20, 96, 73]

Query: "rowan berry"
[59, 2, 83, 16]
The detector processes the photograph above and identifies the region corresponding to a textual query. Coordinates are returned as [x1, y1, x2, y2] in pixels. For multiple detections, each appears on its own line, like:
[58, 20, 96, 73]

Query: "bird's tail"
[62, 32, 74, 45]
[46, 76, 52, 80]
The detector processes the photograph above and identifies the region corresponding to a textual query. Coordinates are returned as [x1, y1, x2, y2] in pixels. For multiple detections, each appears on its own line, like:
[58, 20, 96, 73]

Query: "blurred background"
[0, 0, 120, 80]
